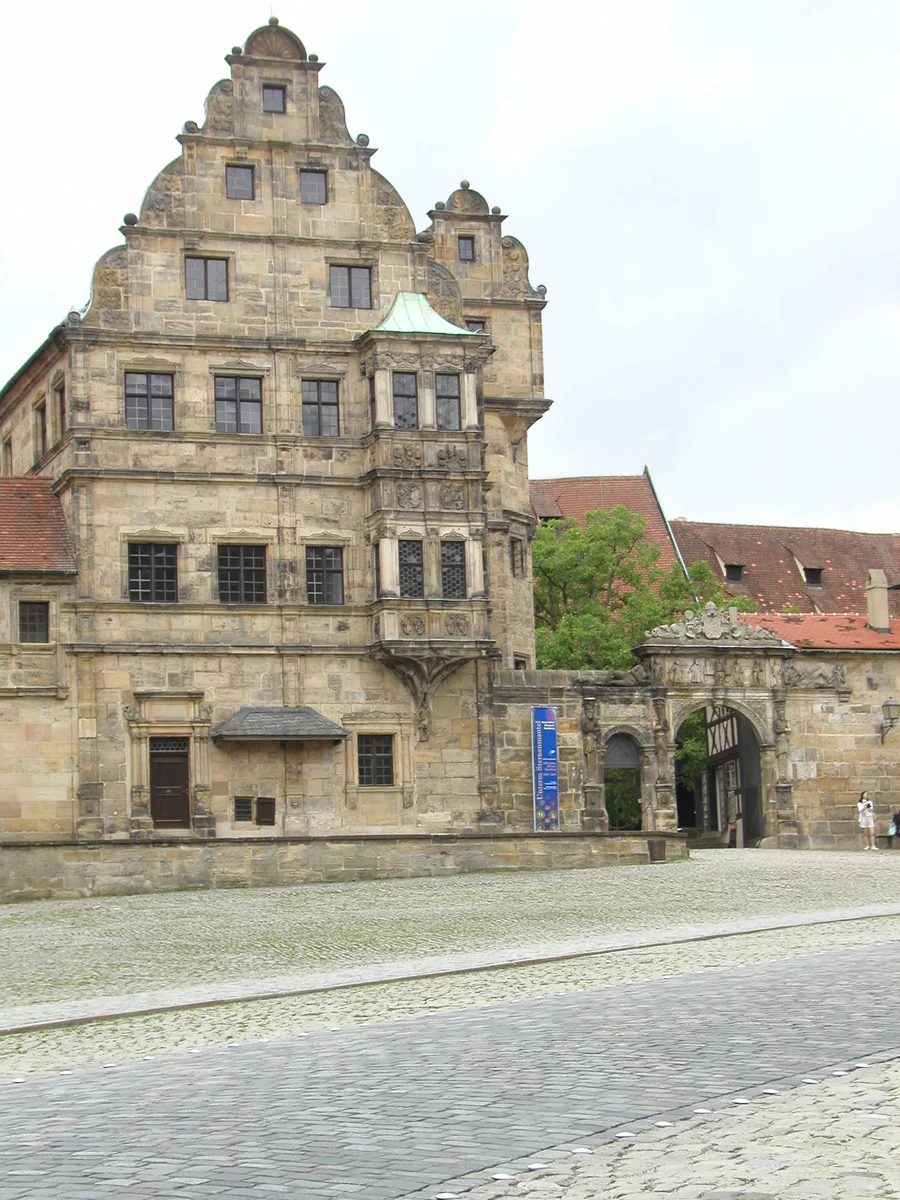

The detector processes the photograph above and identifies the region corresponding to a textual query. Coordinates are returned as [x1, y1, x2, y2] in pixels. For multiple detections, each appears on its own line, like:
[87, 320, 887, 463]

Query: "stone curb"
[3, 902, 900, 1037]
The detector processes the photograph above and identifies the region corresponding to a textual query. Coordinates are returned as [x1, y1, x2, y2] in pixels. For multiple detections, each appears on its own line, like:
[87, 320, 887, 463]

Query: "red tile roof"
[0, 478, 77, 574]
[529, 472, 682, 572]
[671, 520, 900, 616]
[740, 612, 900, 651]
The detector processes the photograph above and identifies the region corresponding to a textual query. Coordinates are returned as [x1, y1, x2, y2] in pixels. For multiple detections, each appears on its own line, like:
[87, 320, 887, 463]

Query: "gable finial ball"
[435, 201, 446, 210]
[231, 46, 242, 55]
[460, 180, 470, 189]
[491, 206, 501, 214]
[123, 213, 138, 226]
[268, 15, 279, 25]
[309, 54, 318, 62]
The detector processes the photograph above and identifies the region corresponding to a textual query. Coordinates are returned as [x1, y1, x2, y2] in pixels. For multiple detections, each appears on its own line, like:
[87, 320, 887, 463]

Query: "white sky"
[2, 0, 898, 531]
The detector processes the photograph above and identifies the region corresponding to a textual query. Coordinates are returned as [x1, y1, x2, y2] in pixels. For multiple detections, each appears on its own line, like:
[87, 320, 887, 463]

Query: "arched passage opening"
[675, 706, 764, 845]
[604, 733, 643, 831]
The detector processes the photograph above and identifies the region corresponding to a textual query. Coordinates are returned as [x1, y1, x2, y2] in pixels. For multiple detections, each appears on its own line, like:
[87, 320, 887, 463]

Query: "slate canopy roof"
[212, 707, 349, 742]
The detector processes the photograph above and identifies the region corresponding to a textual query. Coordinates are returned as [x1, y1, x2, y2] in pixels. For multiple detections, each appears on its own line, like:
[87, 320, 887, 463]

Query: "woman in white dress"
[858, 791, 877, 851]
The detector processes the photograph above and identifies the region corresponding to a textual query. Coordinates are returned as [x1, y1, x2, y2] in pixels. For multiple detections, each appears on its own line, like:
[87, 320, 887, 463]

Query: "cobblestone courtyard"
[2, 849, 899, 1198]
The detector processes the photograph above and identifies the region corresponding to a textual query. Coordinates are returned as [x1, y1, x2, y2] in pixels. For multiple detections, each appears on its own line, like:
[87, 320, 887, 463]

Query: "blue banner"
[532, 706, 560, 832]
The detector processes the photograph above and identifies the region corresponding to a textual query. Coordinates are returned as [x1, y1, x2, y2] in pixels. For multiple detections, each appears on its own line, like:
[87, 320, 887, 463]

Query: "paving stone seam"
[3, 903, 899, 1037]
[393, 1045, 900, 1200]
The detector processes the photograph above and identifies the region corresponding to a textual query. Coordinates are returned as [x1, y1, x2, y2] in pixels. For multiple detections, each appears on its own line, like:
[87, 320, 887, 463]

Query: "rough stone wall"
[785, 653, 900, 848]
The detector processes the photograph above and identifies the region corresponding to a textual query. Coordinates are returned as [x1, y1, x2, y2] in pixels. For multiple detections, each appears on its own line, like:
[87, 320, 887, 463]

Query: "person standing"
[858, 791, 877, 851]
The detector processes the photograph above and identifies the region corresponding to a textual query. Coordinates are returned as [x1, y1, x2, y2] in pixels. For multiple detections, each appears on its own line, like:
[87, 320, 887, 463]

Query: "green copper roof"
[373, 291, 478, 337]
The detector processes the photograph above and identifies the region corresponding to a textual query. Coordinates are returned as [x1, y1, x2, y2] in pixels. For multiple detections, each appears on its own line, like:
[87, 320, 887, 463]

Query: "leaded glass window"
[392, 373, 418, 430]
[301, 380, 339, 436]
[398, 540, 423, 598]
[125, 373, 174, 431]
[436, 374, 461, 431]
[128, 544, 177, 603]
[218, 545, 267, 604]
[441, 541, 466, 599]
[215, 377, 262, 434]
[306, 546, 344, 605]
[358, 735, 394, 787]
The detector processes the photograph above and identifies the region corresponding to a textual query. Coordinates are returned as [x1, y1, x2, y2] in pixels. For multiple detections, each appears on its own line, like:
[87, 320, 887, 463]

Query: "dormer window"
[725, 563, 744, 584]
[804, 567, 823, 588]
[262, 85, 285, 113]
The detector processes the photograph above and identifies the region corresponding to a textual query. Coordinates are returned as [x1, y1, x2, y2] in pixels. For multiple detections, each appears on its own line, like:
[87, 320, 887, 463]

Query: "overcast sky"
[2, 1, 897, 531]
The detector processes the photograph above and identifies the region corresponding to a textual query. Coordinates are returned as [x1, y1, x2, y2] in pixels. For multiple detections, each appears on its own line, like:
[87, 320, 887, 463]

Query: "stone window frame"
[305, 544, 345, 607]
[458, 236, 476, 262]
[205, 360, 271, 436]
[127, 542, 179, 604]
[2, 434, 12, 475]
[298, 167, 328, 205]
[123, 371, 176, 433]
[51, 370, 67, 445]
[224, 163, 257, 202]
[32, 394, 48, 463]
[117, 528, 184, 603]
[342, 714, 415, 811]
[300, 378, 340, 438]
[262, 82, 288, 114]
[211, 532, 276, 605]
[512, 654, 529, 670]
[183, 254, 233, 303]
[439, 533, 467, 600]
[10, 590, 56, 646]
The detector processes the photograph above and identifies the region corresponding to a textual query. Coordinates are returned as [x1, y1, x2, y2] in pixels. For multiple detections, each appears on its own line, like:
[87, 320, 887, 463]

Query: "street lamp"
[881, 697, 900, 743]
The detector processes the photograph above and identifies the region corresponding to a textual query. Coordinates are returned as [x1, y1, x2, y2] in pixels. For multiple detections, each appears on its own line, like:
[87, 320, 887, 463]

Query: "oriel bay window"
[436, 374, 461, 431]
[306, 546, 344, 605]
[128, 544, 177, 602]
[441, 541, 466, 599]
[215, 377, 262, 434]
[358, 734, 394, 787]
[218, 545, 267, 604]
[301, 380, 339, 436]
[398, 540, 424, 598]
[125, 373, 174, 431]
[392, 373, 418, 430]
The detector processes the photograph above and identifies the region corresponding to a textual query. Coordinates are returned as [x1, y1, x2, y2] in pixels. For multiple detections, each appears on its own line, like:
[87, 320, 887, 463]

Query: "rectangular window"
[34, 403, 47, 460]
[510, 537, 524, 577]
[128, 543, 178, 603]
[185, 257, 228, 301]
[215, 377, 262, 434]
[125, 373, 174, 431]
[225, 165, 254, 200]
[725, 564, 744, 584]
[513, 656, 529, 670]
[804, 567, 823, 587]
[466, 319, 486, 333]
[255, 797, 276, 826]
[358, 734, 394, 787]
[301, 380, 339, 437]
[441, 542, 466, 599]
[306, 546, 344, 606]
[19, 601, 49, 643]
[233, 796, 253, 823]
[55, 383, 66, 438]
[329, 265, 372, 309]
[398, 540, 424, 599]
[374, 542, 381, 597]
[2, 438, 11, 475]
[458, 236, 475, 261]
[262, 85, 285, 113]
[300, 170, 327, 204]
[218, 545, 267, 604]
[435, 374, 461, 431]
[368, 375, 377, 430]
[392, 373, 418, 430]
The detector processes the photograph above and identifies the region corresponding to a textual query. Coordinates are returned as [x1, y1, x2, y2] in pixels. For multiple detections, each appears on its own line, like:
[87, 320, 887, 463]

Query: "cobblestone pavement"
[3, 850, 899, 1010]
[419, 1056, 900, 1200]
[2, 944, 898, 1200]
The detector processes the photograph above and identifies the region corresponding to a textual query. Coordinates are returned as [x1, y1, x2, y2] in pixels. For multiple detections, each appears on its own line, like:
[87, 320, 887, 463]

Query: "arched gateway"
[578, 604, 799, 846]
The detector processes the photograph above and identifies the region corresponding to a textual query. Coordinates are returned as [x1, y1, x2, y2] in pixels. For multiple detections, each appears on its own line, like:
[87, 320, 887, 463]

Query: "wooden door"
[150, 738, 190, 828]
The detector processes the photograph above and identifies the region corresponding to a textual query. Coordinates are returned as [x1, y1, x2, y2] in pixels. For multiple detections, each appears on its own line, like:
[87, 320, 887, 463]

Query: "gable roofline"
[643, 465, 687, 580]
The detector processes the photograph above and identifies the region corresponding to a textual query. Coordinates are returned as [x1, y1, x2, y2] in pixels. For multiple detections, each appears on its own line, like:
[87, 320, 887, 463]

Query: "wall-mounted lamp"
[881, 697, 900, 743]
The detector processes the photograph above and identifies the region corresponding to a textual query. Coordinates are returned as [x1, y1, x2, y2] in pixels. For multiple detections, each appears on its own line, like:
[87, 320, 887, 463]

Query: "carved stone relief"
[644, 603, 783, 645]
[393, 444, 423, 469]
[438, 483, 466, 510]
[436, 445, 467, 471]
[318, 87, 352, 143]
[395, 482, 422, 509]
[205, 80, 234, 136]
[783, 661, 847, 690]
[400, 614, 426, 637]
[444, 614, 469, 637]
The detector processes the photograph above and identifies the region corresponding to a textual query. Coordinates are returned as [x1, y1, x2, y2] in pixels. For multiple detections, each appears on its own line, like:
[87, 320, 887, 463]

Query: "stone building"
[0, 18, 548, 843]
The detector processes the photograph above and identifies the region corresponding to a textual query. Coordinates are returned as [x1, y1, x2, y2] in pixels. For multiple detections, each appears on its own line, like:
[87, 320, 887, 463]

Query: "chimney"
[865, 568, 890, 633]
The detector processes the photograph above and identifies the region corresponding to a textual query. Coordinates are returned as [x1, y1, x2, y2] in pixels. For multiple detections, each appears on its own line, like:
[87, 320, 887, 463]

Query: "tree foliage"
[532, 506, 756, 671]
[675, 709, 708, 790]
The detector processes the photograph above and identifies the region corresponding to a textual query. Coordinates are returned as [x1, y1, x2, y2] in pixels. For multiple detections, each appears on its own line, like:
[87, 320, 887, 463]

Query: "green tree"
[532, 506, 755, 670]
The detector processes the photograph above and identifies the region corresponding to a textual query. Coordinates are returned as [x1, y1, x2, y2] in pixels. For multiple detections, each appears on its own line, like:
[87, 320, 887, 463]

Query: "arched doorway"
[675, 706, 764, 845]
[604, 733, 643, 831]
